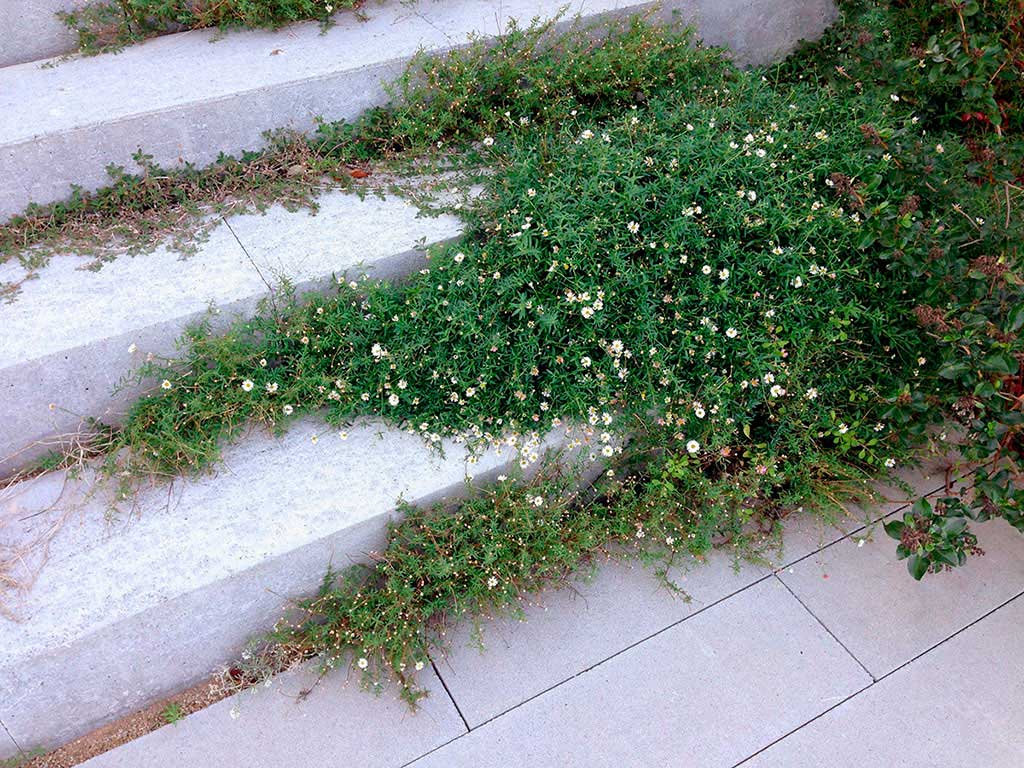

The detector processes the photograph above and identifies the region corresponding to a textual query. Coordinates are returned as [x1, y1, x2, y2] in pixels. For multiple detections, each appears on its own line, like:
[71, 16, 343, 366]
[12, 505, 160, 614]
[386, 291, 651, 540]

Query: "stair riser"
[0, 0, 83, 68]
[0, 450, 523, 754]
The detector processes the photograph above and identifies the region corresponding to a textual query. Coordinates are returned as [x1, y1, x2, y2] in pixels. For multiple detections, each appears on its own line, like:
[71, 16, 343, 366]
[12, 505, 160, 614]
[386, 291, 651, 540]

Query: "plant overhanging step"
[0, 415, 576, 756]
[0, 0, 838, 221]
[0, 190, 462, 477]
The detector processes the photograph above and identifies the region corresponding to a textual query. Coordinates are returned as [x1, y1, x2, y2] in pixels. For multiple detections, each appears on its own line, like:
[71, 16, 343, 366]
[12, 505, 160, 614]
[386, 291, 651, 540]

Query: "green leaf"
[940, 517, 967, 537]
[907, 555, 929, 581]
[937, 361, 970, 380]
[883, 520, 905, 539]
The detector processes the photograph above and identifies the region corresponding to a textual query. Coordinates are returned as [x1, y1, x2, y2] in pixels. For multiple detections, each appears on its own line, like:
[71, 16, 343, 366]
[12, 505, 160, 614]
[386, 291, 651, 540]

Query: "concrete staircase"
[0, 0, 837, 759]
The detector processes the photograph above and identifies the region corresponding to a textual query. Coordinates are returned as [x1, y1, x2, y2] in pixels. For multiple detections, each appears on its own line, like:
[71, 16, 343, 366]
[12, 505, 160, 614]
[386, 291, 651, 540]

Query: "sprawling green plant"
[6, 7, 1019, 592]
[271, 432, 865, 704]
[58, 0, 358, 54]
[776, 0, 1022, 577]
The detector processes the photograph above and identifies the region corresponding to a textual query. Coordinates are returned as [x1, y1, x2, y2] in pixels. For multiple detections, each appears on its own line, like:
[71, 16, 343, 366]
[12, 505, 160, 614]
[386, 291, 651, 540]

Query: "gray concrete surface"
[81, 661, 467, 768]
[779, 516, 1024, 677]
[0, 190, 461, 476]
[414, 579, 871, 767]
[0, 414, 576, 754]
[437, 552, 771, 727]
[0, 0, 837, 220]
[42, 474, 1024, 768]
[743, 595, 1024, 768]
[0, 0, 84, 68]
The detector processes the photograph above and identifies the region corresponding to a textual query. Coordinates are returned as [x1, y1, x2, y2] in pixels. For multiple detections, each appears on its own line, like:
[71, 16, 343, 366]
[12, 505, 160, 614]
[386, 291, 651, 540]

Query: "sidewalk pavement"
[80, 479, 1024, 768]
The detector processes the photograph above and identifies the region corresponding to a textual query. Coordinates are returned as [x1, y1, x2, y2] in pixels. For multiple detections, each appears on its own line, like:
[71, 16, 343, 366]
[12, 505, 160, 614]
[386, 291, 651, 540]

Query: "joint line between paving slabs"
[411, 568, 781, 763]
[732, 587, 1024, 767]
[772, 572, 876, 682]
[430, 658, 470, 732]
[0, 716, 24, 755]
[874, 587, 1024, 685]
[779, 478, 950, 573]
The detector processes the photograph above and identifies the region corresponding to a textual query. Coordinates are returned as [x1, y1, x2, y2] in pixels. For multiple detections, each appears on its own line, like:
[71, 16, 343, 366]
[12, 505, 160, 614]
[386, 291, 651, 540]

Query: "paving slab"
[779, 516, 1024, 678]
[742, 595, 1024, 768]
[0, 415, 572, 755]
[435, 550, 770, 727]
[767, 452, 961, 569]
[417, 579, 870, 768]
[81, 660, 467, 768]
[0, 190, 461, 475]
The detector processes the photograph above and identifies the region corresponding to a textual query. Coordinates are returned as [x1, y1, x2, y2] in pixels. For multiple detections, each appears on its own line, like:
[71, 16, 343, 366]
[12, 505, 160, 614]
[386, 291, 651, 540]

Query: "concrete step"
[0, 410, 580, 757]
[70, 458, 1004, 768]
[0, 0, 838, 222]
[0, 189, 462, 477]
[0, 0, 83, 68]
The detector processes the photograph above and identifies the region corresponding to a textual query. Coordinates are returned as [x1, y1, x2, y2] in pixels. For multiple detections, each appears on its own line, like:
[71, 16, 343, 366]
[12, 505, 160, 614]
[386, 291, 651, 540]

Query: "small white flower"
[702, 264, 713, 275]
[388, 393, 400, 406]
[770, 384, 786, 398]
[241, 379, 254, 392]
[890, 93, 900, 102]
[686, 440, 700, 454]
[533, 495, 544, 506]
[884, 458, 896, 468]
[487, 576, 498, 589]
[726, 327, 738, 338]
[805, 388, 819, 400]
[339, 430, 348, 440]
[453, 252, 465, 263]
[527, 188, 537, 198]
[161, 379, 172, 390]
[283, 404, 294, 415]
[719, 268, 730, 281]
[792, 276, 804, 288]
[482, 136, 494, 146]
[747, 190, 757, 202]
[627, 221, 640, 234]
[581, 356, 592, 368]
[265, 382, 278, 394]
[602, 445, 615, 457]
[581, 307, 595, 319]
[935, 143, 945, 154]
[127, 343, 137, 354]
[414, 661, 425, 671]
[357, 657, 369, 669]
[838, 423, 849, 434]
[694, 406, 706, 419]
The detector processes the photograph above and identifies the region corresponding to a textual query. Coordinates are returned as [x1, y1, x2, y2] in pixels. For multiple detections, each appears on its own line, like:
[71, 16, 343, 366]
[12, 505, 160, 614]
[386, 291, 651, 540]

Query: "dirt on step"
[23, 676, 228, 768]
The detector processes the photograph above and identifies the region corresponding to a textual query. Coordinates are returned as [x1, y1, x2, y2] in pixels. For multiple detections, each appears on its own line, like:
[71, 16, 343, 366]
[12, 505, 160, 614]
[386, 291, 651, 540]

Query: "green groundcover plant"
[9, 3, 1013, 577]
[58, 0, 360, 55]
[2, 0, 1019, 716]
